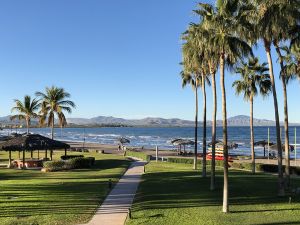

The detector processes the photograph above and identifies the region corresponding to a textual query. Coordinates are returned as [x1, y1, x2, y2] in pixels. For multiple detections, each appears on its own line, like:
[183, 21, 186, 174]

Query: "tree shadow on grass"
[254, 222, 300, 225]
[131, 170, 300, 212]
[0, 158, 131, 220]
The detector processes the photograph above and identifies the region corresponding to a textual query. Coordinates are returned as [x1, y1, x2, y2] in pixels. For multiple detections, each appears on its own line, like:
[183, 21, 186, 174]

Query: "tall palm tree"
[36, 86, 75, 140]
[201, 0, 253, 213]
[246, 0, 300, 196]
[181, 27, 212, 174]
[194, 2, 220, 190]
[181, 69, 211, 175]
[181, 71, 200, 170]
[181, 40, 202, 171]
[10, 95, 40, 134]
[277, 44, 300, 187]
[233, 57, 271, 174]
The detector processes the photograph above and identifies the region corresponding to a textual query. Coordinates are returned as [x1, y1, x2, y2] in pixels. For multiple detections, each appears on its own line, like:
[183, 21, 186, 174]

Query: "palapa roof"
[0, 134, 70, 151]
[172, 139, 195, 146]
[117, 137, 130, 144]
[269, 144, 295, 152]
[208, 140, 238, 149]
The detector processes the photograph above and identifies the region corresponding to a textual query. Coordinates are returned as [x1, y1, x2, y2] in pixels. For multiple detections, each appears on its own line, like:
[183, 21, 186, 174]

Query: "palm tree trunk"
[220, 53, 229, 213]
[51, 117, 54, 140]
[250, 95, 255, 174]
[264, 39, 284, 196]
[202, 75, 207, 178]
[210, 70, 217, 191]
[8, 150, 12, 168]
[26, 119, 29, 134]
[274, 43, 290, 188]
[194, 79, 199, 170]
[22, 149, 26, 170]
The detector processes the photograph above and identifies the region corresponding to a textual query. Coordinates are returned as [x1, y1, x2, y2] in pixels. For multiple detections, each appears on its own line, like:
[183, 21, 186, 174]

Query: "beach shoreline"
[67, 141, 300, 167]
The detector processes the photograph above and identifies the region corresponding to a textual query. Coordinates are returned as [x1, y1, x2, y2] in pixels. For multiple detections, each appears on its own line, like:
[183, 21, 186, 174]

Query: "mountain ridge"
[0, 115, 299, 127]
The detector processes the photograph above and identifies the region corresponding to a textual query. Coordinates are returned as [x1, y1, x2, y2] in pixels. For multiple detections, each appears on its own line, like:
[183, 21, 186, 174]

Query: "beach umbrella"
[0, 134, 70, 169]
[254, 140, 274, 157]
[269, 144, 294, 152]
[171, 138, 184, 145]
[208, 140, 238, 149]
[171, 138, 184, 151]
[118, 137, 130, 145]
[172, 139, 195, 152]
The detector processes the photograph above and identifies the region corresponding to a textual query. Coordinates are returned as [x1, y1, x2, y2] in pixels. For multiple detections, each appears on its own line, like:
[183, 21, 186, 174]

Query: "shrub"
[167, 157, 225, 167]
[43, 157, 95, 172]
[43, 161, 66, 172]
[61, 155, 84, 160]
[167, 158, 195, 164]
[68, 157, 95, 169]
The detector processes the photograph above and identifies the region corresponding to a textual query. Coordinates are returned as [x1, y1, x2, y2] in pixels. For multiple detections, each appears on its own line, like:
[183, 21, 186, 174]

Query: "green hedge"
[231, 162, 263, 172]
[61, 155, 84, 160]
[43, 157, 96, 172]
[166, 158, 300, 174]
[260, 164, 300, 175]
[125, 150, 151, 162]
[167, 157, 262, 171]
[167, 157, 224, 167]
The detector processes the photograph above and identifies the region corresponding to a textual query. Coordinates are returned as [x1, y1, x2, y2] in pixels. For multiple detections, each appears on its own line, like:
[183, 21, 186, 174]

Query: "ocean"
[1, 126, 300, 158]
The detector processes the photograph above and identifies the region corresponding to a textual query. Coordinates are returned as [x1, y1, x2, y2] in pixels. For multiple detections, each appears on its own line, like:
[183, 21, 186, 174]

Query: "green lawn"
[126, 162, 300, 225]
[0, 151, 130, 225]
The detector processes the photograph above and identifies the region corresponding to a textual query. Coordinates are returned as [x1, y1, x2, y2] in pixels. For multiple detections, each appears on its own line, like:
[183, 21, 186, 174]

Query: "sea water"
[1, 126, 300, 158]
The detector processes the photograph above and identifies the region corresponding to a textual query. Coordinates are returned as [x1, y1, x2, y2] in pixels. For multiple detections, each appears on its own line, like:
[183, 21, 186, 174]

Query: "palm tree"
[181, 71, 200, 171]
[246, 0, 300, 196]
[181, 40, 201, 171]
[201, 0, 253, 213]
[194, 2, 220, 190]
[10, 95, 40, 134]
[277, 44, 300, 187]
[233, 57, 271, 174]
[36, 86, 75, 140]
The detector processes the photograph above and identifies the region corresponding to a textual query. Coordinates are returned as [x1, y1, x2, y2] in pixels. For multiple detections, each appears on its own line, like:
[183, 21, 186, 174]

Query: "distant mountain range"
[0, 115, 299, 127]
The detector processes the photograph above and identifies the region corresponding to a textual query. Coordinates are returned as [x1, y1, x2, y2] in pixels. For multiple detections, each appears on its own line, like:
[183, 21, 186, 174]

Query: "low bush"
[68, 157, 95, 169]
[43, 161, 67, 172]
[61, 155, 84, 160]
[43, 157, 96, 172]
[167, 157, 224, 167]
[125, 151, 151, 162]
[167, 158, 195, 164]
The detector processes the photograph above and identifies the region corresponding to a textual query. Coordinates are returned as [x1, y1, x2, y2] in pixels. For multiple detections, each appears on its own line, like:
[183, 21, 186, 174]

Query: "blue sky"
[0, 0, 299, 122]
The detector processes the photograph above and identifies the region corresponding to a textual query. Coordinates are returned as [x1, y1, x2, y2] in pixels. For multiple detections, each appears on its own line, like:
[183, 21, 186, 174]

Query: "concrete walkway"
[84, 160, 146, 225]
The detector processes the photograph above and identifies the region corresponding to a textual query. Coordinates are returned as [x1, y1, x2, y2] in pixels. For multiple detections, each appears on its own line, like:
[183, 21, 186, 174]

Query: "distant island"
[0, 115, 299, 128]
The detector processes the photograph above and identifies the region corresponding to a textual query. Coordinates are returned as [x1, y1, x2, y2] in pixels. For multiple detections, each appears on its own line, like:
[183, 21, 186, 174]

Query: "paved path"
[84, 160, 146, 225]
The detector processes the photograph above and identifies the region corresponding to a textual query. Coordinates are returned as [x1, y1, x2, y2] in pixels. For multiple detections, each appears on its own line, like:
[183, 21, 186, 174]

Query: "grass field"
[0, 150, 130, 225]
[126, 162, 300, 225]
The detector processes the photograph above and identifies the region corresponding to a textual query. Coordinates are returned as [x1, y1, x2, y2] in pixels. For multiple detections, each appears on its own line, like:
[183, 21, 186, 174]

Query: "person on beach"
[118, 144, 121, 151]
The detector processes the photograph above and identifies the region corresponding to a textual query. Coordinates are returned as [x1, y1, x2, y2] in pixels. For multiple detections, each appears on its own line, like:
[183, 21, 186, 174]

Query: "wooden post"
[268, 127, 270, 160]
[295, 128, 297, 165]
[50, 150, 53, 161]
[156, 146, 158, 162]
[22, 149, 25, 169]
[8, 150, 12, 168]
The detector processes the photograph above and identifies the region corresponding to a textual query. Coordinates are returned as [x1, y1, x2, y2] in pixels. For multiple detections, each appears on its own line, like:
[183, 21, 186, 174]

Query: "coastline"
[67, 141, 300, 167]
